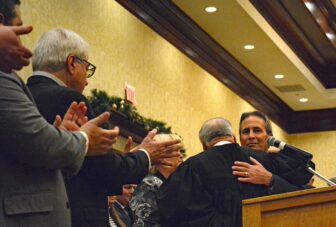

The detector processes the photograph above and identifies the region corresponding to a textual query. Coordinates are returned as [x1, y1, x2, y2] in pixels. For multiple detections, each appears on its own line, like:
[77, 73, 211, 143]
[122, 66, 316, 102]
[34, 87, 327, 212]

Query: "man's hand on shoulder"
[232, 157, 273, 186]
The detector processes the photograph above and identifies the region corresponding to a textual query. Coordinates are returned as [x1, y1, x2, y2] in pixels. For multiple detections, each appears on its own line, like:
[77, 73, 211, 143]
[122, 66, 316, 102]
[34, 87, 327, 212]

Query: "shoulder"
[0, 71, 22, 87]
[142, 174, 164, 188]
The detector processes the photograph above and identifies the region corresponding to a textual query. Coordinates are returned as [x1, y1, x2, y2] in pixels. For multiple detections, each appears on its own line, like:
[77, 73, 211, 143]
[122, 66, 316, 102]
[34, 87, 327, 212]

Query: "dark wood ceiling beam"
[115, 0, 336, 134]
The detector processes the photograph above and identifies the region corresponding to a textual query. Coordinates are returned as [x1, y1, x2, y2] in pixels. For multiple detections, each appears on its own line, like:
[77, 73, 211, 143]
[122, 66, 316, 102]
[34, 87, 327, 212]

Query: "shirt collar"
[32, 71, 67, 87]
[115, 200, 125, 209]
[213, 140, 232, 147]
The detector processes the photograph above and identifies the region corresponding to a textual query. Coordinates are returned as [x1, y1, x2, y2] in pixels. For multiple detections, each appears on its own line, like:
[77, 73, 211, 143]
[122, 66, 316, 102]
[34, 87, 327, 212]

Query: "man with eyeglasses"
[27, 28, 182, 227]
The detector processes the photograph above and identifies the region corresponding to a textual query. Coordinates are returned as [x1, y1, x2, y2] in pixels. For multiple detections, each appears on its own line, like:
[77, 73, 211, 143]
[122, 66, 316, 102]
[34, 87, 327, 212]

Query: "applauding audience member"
[27, 28, 182, 227]
[0, 1, 119, 226]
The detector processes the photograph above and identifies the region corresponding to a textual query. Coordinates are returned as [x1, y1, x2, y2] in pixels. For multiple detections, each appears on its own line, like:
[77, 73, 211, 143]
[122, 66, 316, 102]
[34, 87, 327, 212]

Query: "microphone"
[266, 136, 313, 159]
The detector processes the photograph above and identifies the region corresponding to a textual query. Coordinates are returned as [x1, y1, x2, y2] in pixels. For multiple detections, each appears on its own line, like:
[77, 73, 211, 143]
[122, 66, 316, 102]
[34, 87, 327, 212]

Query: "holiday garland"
[87, 89, 186, 156]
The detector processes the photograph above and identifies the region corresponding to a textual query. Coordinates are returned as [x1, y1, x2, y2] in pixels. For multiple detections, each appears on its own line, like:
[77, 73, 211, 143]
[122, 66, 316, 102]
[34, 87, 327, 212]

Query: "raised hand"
[53, 101, 88, 131]
[0, 25, 33, 73]
[79, 112, 119, 156]
[138, 129, 182, 165]
[123, 136, 133, 153]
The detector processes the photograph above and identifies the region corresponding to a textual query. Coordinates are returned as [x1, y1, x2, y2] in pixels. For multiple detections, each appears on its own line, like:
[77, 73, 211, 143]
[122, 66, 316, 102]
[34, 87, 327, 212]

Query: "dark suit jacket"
[157, 143, 313, 227]
[27, 75, 149, 227]
[0, 72, 86, 227]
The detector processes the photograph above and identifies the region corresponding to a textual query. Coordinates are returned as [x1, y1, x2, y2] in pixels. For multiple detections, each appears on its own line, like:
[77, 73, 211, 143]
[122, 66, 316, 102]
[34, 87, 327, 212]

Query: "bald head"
[199, 118, 235, 149]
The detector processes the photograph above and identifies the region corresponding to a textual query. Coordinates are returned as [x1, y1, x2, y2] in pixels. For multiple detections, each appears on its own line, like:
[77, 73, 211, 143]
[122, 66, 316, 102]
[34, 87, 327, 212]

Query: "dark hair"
[239, 111, 273, 135]
[0, 0, 21, 25]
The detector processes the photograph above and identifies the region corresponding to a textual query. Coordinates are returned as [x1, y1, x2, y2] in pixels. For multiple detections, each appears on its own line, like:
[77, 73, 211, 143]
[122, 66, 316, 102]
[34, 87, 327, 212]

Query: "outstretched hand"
[138, 129, 182, 165]
[80, 112, 119, 156]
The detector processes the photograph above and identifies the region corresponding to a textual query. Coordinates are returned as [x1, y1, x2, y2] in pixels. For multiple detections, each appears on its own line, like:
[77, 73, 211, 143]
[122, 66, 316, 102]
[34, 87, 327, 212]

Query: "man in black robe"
[157, 117, 313, 227]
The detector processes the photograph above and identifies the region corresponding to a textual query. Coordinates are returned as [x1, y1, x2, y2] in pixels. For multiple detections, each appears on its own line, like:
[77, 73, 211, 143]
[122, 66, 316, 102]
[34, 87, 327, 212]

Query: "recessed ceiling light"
[304, 2, 315, 12]
[299, 98, 309, 103]
[244, 44, 255, 50]
[274, 74, 284, 79]
[326, 32, 336, 41]
[205, 6, 217, 13]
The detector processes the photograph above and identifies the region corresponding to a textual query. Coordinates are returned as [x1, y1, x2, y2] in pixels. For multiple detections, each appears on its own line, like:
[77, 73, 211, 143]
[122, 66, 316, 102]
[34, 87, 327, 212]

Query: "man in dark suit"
[233, 111, 308, 194]
[27, 28, 181, 227]
[157, 117, 313, 227]
[0, 1, 125, 226]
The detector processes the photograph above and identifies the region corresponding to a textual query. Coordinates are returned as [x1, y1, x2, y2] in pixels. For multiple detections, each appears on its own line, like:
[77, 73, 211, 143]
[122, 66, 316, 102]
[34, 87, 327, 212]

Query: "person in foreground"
[0, 1, 124, 226]
[27, 28, 182, 227]
[233, 111, 309, 194]
[157, 117, 314, 227]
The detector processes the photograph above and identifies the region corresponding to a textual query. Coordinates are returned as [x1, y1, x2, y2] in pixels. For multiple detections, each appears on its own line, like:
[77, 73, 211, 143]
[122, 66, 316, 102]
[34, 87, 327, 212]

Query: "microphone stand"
[307, 167, 336, 186]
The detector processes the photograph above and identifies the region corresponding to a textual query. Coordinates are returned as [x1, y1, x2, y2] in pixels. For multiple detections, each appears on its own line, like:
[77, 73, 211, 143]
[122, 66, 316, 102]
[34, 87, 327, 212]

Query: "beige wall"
[288, 132, 336, 187]
[20, 0, 334, 187]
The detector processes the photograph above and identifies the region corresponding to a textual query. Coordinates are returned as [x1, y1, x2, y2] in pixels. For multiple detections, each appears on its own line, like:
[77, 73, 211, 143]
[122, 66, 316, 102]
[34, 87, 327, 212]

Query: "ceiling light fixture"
[244, 44, 255, 50]
[274, 74, 284, 79]
[304, 2, 315, 12]
[205, 6, 217, 13]
[326, 32, 336, 41]
[299, 98, 309, 103]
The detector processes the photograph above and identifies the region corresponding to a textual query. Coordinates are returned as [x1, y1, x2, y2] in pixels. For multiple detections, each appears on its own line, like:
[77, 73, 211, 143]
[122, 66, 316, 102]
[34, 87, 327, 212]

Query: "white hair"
[32, 28, 90, 72]
[199, 118, 233, 146]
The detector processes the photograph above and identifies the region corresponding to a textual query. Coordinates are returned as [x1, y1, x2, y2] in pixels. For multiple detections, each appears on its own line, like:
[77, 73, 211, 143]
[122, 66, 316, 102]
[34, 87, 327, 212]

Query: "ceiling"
[116, 0, 336, 134]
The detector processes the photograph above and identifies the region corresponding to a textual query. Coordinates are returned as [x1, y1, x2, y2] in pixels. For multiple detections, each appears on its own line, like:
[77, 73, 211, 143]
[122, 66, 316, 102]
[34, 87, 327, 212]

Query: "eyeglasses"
[74, 56, 96, 78]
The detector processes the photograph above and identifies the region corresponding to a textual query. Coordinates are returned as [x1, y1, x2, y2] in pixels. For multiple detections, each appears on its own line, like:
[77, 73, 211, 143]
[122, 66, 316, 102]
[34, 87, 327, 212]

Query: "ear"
[201, 141, 207, 150]
[232, 135, 237, 143]
[66, 55, 76, 76]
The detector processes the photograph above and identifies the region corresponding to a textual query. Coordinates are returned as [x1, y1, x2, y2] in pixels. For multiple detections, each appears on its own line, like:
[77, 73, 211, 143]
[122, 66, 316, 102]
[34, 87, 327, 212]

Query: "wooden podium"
[242, 186, 336, 227]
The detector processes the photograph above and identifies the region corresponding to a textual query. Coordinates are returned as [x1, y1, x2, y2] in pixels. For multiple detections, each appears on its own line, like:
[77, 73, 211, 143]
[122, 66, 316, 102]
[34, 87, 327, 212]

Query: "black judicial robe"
[157, 143, 313, 227]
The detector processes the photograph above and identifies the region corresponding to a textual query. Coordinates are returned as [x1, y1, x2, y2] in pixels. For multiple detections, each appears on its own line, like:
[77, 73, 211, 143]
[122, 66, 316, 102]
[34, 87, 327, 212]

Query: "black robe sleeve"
[247, 148, 314, 187]
[157, 157, 232, 227]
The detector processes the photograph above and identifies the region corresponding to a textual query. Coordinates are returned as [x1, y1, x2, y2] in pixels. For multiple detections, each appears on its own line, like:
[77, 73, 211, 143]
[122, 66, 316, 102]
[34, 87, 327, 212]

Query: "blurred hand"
[138, 129, 182, 165]
[79, 112, 119, 156]
[54, 101, 88, 131]
[0, 25, 33, 73]
[232, 156, 272, 186]
[123, 136, 133, 153]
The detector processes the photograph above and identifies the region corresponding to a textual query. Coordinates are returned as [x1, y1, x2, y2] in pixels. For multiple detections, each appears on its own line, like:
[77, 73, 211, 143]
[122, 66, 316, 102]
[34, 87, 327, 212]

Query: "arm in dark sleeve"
[0, 73, 86, 173]
[249, 148, 314, 188]
[79, 150, 149, 195]
[268, 174, 303, 194]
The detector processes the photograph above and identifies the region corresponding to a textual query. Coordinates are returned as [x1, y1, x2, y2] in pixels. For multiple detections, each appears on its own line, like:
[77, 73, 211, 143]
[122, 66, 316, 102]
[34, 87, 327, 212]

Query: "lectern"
[242, 186, 336, 227]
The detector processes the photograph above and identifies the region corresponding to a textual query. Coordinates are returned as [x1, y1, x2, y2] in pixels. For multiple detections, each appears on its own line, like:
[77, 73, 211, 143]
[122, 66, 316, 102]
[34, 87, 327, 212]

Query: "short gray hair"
[32, 28, 89, 72]
[199, 118, 234, 145]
